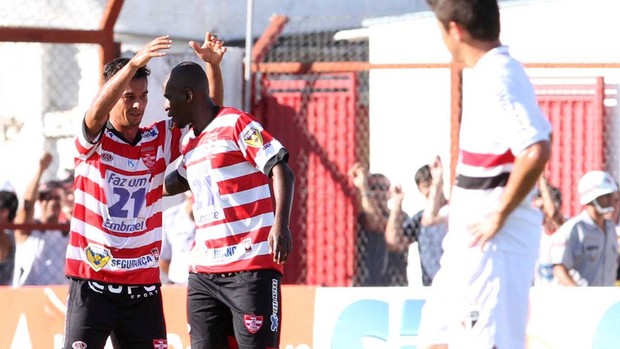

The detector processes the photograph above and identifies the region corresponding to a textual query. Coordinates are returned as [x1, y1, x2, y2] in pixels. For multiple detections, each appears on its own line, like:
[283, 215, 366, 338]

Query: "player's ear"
[185, 89, 193, 103]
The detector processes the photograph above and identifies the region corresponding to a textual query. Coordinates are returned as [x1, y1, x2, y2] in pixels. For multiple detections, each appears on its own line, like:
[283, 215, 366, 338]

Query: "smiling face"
[110, 77, 148, 128]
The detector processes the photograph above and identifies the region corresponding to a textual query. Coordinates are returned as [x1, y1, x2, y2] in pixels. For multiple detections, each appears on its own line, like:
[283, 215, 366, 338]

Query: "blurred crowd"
[349, 159, 620, 288]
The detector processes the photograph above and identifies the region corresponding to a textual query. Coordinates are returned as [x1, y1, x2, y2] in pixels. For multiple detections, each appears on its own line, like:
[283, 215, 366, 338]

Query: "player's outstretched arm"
[189, 32, 227, 105]
[84, 35, 172, 141]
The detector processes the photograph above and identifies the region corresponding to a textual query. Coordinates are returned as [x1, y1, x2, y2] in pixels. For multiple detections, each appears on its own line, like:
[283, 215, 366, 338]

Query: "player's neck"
[192, 104, 221, 136]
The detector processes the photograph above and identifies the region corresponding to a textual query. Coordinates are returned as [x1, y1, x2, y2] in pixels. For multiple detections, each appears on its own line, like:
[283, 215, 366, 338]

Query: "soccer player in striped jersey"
[163, 61, 295, 349]
[62, 33, 226, 349]
[419, 1, 552, 349]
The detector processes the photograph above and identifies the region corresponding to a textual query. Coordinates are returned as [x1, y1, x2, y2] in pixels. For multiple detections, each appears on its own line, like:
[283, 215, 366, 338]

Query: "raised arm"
[385, 185, 410, 252]
[421, 156, 448, 227]
[348, 163, 388, 233]
[84, 36, 172, 141]
[189, 32, 227, 106]
[14, 152, 53, 243]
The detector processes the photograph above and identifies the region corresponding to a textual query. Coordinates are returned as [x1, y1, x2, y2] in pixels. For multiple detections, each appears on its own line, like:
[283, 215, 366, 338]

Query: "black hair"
[103, 57, 151, 83]
[0, 191, 18, 222]
[426, 0, 501, 42]
[415, 165, 432, 185]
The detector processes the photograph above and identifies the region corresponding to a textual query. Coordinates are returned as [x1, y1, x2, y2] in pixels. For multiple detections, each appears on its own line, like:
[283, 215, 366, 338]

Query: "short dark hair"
[415, 165, 432, 185]
[103, 57, 151, 83]
[0, 191, 18, 222]
[426, 0, 500, 42]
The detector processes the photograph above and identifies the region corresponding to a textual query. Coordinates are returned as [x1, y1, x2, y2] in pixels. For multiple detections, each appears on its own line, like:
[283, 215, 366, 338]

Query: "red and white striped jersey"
[447, 46, 552, 256]
[65, 119, 184, 285]
[178, 107, 288, 275]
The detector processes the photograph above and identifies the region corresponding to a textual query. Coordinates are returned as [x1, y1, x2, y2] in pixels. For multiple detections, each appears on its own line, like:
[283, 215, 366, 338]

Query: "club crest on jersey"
[153, 339, 168, 349]
[85, 244, 112, 271]
[141, 146, 157, 170]
[151, 248, 160, 261]
[243, 238, 252, 252]
[243, 314, 263, 334]
[242, 127, 263, 148]
[100, 152, 114, 163]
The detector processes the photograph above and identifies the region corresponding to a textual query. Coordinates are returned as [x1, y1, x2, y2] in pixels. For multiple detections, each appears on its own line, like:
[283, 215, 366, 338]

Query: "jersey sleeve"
[234, 112, 288, 175]
[74, 117, 103, 160]
[493, 74, 552, 155]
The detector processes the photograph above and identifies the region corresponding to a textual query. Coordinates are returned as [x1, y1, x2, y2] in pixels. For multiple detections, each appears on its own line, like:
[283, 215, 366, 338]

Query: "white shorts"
[418, 245, 536, 349]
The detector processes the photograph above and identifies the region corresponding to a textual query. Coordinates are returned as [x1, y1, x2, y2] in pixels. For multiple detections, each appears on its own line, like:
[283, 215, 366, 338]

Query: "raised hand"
[190, 32, 227, 65]
[130, 35, 172, 68]
[39, 152, 53, 172]
[348, 162, 368, 191]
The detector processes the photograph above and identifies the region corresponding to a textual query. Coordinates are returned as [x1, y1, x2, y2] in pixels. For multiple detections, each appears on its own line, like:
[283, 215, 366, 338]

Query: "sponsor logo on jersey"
[270, 278, 279, 332]
[100, 152, 114, 162]
[127, 159, 138, 168]
[111, 254, 155, 270]
[243, 238, 252, 252]
[243, 314, 263, 334]
[103, 218, 145, 232]
[141, 127, 159, 140]
[72, 341, 88, 349]
[153, 339, 168, 348]
[212, 245, 237, 261]
[85, 244, 112, 271]
[242, 127, 263, 148]
[141, 146, 157, 170]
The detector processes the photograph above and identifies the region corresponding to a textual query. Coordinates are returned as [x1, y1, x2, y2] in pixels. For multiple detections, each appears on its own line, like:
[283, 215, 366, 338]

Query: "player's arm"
[163, 170, 190, 197]
[14, 153, 53, 243]
[268, 161, 295, 264]
[421, 156, 447, 227]
[189, 32, 227, 106]
[470, 140, 551, 247]
[84, 36, 172, 141]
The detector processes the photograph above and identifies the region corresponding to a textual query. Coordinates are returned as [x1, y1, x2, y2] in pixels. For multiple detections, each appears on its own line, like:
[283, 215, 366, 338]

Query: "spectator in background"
[386, 156, 448, 287]
[349, 162, 408, 286]
[13, 152, 69, 286]
[0, 184, 18, 285]
[551, 170, 619, 286]
[533, 176, 565, 285]
[160, 191, 195, 285]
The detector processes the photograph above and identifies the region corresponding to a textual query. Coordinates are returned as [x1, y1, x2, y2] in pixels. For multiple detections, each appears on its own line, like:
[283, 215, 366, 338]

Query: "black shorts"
[187, 269, 282, 349]
[63, 278, 167, 349]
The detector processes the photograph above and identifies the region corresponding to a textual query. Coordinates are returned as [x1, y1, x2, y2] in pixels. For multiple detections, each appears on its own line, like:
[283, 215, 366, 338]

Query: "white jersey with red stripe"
[447, 45, 552, 256]
[65, 119, 184, 285]
[178, 107, 288, 275]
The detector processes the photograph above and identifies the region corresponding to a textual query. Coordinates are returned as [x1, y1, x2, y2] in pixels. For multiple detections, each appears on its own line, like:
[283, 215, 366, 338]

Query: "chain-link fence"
[253, 13, 620, 287]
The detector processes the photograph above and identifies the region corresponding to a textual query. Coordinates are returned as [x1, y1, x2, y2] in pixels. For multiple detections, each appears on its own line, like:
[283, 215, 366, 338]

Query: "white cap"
[578, 170, 618, 205]
[0, 179, 15, 193]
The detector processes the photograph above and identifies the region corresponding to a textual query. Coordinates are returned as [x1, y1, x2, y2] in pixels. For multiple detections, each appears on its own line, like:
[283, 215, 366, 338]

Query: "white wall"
[367, 0, 620, 214]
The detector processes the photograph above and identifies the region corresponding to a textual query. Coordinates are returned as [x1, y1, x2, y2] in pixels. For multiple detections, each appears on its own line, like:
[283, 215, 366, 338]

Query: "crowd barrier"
[1, 285, 619, 348]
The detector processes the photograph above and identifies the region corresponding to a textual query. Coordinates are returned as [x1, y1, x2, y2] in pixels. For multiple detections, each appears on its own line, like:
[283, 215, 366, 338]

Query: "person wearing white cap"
[550, 170, 619, 286]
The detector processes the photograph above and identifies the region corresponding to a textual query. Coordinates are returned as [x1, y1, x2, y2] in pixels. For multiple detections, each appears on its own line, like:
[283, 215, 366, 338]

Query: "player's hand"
[131, 35, 172, 68]
[468, 211, 505, 249]
[268, 225, 293, 264]
[190, 32, 227, 65]
[39, 152, 53, 171]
